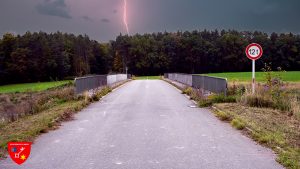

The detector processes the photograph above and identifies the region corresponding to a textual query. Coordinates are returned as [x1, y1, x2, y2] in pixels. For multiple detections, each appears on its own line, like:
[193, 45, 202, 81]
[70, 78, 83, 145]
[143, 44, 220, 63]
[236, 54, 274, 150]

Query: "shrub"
[92, 87, 112, 101]
[182, 87, 193, 96]
[231, 118, 245, 130]
[215, 111, 231, 121]
[92, 94, 100, 101]
[210, 94, 237, 103]
[228, 82, 246, 96]
[290, 96, 300, 119]
[198, 99, 213, 107]
[131, 75, 137, 80]
[190, 89, 205, 101]
[83, 92, 92, 103]
[240, 93, 274, 108]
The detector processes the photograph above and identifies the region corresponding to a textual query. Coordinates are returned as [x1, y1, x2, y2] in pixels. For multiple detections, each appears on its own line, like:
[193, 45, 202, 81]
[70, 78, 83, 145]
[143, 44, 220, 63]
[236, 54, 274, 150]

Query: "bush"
[240, 93, 274, 108]
[92, 86, 112, 102]
[239, 83, 299, 114]
[228, 83, 246, 96]
[231, 118, 245, 130]
[182, 87, 193, 96]
[290, 96, 300, 119]
[198, 99, 213, 107]
[210, 94, 237, 103]
[215, 111, 231, 121]
[131, 75, 137, 80]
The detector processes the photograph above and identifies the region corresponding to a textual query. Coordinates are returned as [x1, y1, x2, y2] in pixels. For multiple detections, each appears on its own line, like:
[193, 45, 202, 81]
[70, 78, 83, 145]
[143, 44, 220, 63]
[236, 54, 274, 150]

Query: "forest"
[1, 30, 300, 84]
[0, 32, 112, 85]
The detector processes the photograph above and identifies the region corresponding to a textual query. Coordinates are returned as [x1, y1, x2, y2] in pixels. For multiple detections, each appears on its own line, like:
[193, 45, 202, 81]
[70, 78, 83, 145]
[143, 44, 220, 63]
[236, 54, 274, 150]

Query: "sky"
[0, 0, 300, 42]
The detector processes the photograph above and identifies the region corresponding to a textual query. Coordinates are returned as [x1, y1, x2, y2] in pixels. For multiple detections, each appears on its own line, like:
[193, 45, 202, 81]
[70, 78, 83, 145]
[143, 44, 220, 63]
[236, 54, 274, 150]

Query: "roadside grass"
[0, 100, 87, 158]
[214, 103, 300, 169]
[0, 85, 75, 123]
[203, 71, 300, 82]
[230, 118, 246, 130]
[215, 110, 231, 121]
[0, 83, 118, 159]
[0, 81, 73, 93]
[135, 76, 162, 80]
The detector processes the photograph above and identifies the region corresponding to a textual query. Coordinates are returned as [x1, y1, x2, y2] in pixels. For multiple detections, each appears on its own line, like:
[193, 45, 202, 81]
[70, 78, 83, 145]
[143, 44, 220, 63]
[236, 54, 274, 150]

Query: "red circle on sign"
[245, 43, 263, 60]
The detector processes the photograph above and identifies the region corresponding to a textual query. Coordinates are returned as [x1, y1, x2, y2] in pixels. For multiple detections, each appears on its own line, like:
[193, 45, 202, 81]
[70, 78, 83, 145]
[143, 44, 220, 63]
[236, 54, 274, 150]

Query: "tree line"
[0, 30, 300, 84]
[0, 32, 112, 85]
[113, 30, 300, 75]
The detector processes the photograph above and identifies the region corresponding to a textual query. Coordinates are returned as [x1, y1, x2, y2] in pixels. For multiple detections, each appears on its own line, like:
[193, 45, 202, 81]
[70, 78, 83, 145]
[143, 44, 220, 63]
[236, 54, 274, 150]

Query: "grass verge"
[0, 81, 127, 159]
[0, 100, 87, 158]
[214, 103, 300, 169]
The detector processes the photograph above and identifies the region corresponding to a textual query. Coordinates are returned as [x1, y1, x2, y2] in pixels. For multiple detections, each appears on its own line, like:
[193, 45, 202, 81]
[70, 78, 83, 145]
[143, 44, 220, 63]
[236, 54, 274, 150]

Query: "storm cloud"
[0, 0, 300, 42]
[101, 18, 110, 23]
[36, 0, 72, 19]
[82, 16, 93, 22]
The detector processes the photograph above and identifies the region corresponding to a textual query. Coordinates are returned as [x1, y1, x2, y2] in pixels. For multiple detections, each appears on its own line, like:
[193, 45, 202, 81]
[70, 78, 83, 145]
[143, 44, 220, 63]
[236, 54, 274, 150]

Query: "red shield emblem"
[7, 142, 32, 165]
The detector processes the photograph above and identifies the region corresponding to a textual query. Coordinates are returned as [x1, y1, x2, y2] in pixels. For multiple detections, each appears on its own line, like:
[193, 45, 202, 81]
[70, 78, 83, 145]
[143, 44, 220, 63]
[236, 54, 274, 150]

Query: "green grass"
[0, 81, 72, 93]
[135, 76, 161, 80]
[202, 71, 300, 82]
[215, 110, 231, 121]
[230, 118, 246, 130]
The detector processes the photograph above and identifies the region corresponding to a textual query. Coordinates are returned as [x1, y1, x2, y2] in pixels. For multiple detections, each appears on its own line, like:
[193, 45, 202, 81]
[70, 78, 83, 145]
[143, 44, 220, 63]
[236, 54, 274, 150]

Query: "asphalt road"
[0, 80, 283, 169]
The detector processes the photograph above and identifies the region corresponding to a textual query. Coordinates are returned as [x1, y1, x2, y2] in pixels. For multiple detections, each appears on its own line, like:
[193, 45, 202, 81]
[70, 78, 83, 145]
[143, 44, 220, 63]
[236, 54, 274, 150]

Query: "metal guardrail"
[167, 73, 193, 86]
[165, 73, 227, 95]
[192, 75, 227, 95]
[75, 74, 129, 94]
[107, 74, 128, 85]
[75, 75, 107, 94]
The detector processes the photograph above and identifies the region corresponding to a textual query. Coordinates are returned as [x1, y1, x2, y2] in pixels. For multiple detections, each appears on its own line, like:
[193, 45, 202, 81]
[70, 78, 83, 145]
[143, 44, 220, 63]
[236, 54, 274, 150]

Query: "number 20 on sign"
[245, 43, 263, 94]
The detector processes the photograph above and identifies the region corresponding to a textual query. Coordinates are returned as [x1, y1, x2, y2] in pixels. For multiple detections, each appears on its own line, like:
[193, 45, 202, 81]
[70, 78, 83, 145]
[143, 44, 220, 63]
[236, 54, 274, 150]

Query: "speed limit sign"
[245, 43, 263, 60]
[245, 43, 263, 94]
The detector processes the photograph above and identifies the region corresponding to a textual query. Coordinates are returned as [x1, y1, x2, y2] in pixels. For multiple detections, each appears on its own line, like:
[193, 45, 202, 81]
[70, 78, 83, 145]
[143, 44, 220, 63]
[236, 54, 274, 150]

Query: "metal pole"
[252, 60, 255, 94]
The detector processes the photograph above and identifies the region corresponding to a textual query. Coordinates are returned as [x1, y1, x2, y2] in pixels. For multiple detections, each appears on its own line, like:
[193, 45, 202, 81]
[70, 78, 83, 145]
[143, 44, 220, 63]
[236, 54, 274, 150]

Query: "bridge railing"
[167, 73, 193, 86]
[75, 74, 129, 94]
[192, 75, 227, 95]
[164, 73, 227, 95]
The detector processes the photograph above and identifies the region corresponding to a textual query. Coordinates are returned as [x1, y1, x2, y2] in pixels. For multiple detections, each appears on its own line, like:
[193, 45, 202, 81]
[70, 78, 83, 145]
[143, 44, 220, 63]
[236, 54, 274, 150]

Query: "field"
[203, 71, 300, 82]
[0, 81, 72, 93]
[135, 76, 161, 80]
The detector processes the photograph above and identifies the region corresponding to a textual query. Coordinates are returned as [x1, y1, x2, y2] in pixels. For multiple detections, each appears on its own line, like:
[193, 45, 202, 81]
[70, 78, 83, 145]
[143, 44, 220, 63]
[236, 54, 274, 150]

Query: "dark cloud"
[82, 16, 93, 22]
[101, 18, 110, 23]
[1, 0, 300, 42]
[36, 0, 72, 19]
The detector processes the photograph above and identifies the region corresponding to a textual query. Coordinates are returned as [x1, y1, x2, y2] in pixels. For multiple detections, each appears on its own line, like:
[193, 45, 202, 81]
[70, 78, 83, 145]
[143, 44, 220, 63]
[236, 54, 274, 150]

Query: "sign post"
[245, 43, 263, 94]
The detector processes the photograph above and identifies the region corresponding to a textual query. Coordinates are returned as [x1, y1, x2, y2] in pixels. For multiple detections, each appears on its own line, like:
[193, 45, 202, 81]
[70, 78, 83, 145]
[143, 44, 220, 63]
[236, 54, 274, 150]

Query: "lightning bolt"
[123, 0, 129, 34]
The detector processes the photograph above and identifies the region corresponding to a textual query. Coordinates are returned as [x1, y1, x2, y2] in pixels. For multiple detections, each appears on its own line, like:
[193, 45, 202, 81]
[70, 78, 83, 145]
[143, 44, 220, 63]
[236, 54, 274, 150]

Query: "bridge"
[0, 75, 283, 169]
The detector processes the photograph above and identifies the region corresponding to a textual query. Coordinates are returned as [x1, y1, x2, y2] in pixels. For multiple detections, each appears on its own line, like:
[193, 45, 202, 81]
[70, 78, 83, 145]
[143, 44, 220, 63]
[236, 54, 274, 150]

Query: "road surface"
[0, 80, 283, 169]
